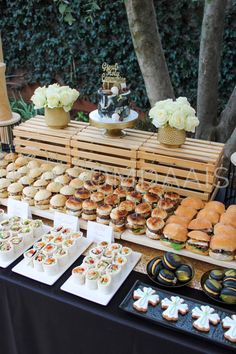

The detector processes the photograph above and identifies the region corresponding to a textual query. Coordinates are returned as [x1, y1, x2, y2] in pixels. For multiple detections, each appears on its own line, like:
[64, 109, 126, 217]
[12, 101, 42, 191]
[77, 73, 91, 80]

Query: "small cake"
[191, 305, 220, 332]
[133, 287, 160, 313]
[161, 296, 188, 321]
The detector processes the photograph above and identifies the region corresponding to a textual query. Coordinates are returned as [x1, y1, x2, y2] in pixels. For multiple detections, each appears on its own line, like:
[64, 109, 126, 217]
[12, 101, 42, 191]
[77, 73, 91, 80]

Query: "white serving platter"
[12, 237, 92, 285]
[60, 251, 142, 306]
[121, 230, 236, 270]
[0, 214, 50, 268]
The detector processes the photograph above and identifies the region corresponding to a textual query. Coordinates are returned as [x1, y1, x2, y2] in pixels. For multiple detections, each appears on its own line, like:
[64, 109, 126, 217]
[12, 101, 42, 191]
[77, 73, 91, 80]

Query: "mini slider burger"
[27, 160, 41, 169]
[214, 223, 236, 237]
[166, 214, 189, 228]
[114, 187, 127, 202]
[120, 177, 135, 191]
[104, 194, 119, 208]
[110, 207, 128, 232]
[164, 192, 180, 205]
[15, 156, 29, 168]
[161, 223, 188, 250]
[174, 205, 198, 221]
[74, 188, 90, 202]
[148, 186, 164, 198]
[65, 197, 82, 217]
[91, 172, 105, 186]
[7, 182, 23, 200]
[105, 175, 120, 188]
[28, 167, 43, 180]
[90, 192, 104, 205]
[18, 175, 34, 187]
[66, 167, 81, 180]
[96, 204, 112, 225]
[157, 198, 175, 214]
[181, 196, 204, 210]
[197, 208, 220, 225]
[60, 185, 75, 199]
[135, 180, 150, 194]
[220, 212, 236, 229]
[126, 213, 146, 235]
[209, 234, 236, 261]
[69, 178, 84, 189]
[127, 191, 142, 204]
[152, 207, 168, 221]
[143, 192, 159, 207]
[118, 200, 135, 215]
[0, 178, 11, 198]
[33, 179, 49, 190]
[146, 217, 165, 240]
[50, 194, 67, 212]
[186, 231, 211, 256]
[46, 182, 63, 195]
[135, 202, 152, 219]
[204, 201, 225, 215]
[84, 180, 97, 192]
[188, 218, 213, 235]
[82, 200, 97, 221]
[41, 171, 54, 182]
[98, 184, 113, 196]
[34, 190, 52, 210]
[52, 164, 67, 176]
[22, 186, 37, 206]
[54, 174, 71, 185]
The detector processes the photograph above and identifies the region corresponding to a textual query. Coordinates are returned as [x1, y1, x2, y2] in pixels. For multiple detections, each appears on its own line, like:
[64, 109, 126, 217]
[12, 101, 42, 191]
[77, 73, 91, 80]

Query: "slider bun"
[6, 171, 21, 181]
[214, 223, 236, 237]
[84, 180, 97, 191]
[127, 213, 146, 225]
[121, 177, 135, 188]
[96, 204, 112, 215]
[52, 164, 67, 176]
[151, 207, 168, 220]
[220, 212, 236, 229]
[104, 194, 119, 206]
[143, 192, 158, 203]
[81, 213, 96, 221]
[69, 178, 84, 189]
[166, 215, 189, 228]
[19, 176, 34, 186]
[4, 152, 18, 161]
[209, 250, 234, 261]
[204, 201, 225, 215]
[90, 192, 104, 203]
[91, 172, 105, 185]
[40, 163, 53, 172]
[82, 200, 97, 210]
[118, 200, 135, 212]
[6, 162, 17, 172]
[98, 184, 113, 195]
[79, 171, 92, 182]
[54, 175, 71, 185]
[210, 234, 236, 251]
[135, 180, 150, 193]
[114, 187, 127, 197]
[74, 188, 90, 199]
[181, 196, 204, 210]
[46, 182, 63, 193]
[227, 205, 236, 214]
[0, 178, 11, 189]
[188, 218, 212, 231]
[148, 186, 164, 196]
[28, 168, 43, 179]
[41, 171, 54, 180]
[135, 202, 151, 214]
[105, 175, 120, 186]
[0, 169, 7, 178]
[27, 160, 41, 169]
[15, 156, 29, 167]
[163, 223, 188, 241]
[22, 186, 37, 198]
[175, 205, 197, 220]
[18, 166, 30, 175]
[197, 208, 220, 225]
[7, 182, 23, 193]
[65, 197, 82, 210]
[50, 194, 67, 207]
[146, 217, 165, 231]
[60, 185, 75, 196]
[187, 230, 210, 242]
[66, 167, 81, 178]
[109, 222, 126, 233]
[186, 243, 209, 256]
[34, 189, 52, 202]
[127, 191, 142, 202]
[33, 179, 48, 188]
[110, 207, 128, 220]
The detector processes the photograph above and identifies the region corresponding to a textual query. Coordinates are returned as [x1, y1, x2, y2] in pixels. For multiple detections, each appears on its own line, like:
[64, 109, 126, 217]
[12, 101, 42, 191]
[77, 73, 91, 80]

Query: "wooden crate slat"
[72, 158, 136, 176]
[14, 130, 70, 145]
[15, 147, 70, 163]
[72, 150, 136, 168]
[14, 137, 70, 154]
[71, 141, 136, 158]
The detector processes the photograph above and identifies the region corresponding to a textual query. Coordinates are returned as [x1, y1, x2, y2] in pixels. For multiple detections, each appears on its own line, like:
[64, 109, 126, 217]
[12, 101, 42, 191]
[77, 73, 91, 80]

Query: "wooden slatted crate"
[137, 134, 224, 201]
[13, 116, 88, 164]
[71, 126, 153, 176]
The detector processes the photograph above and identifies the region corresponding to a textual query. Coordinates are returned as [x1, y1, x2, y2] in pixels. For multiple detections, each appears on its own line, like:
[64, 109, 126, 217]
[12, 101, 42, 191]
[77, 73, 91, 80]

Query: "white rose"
[149, 106, 169, 128]
[71, 88, 79, 101]
[154, 98, 173, 110]
[31, 87, 47, 108]
[169, 110, 186, 130]
[47, 94, 60, 109]
[181, 104, 196, 117]
[60, 90, 73, 107]
[176, 97, 190, 106]
[185, 116, 199, 132]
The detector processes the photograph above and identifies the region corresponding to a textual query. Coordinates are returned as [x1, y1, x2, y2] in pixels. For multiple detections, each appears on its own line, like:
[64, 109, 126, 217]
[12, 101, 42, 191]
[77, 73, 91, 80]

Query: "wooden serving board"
[121, 230, 236, 270]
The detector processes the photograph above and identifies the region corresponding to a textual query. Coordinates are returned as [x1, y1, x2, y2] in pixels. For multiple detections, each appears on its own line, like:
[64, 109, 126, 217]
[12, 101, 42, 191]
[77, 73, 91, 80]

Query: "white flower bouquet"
[31, 84, 79, 112]
[149, 97, 199, 133]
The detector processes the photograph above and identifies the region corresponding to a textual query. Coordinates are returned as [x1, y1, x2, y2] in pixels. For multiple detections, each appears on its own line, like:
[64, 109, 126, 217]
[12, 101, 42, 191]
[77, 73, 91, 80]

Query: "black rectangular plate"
[119, 280, 236, 351]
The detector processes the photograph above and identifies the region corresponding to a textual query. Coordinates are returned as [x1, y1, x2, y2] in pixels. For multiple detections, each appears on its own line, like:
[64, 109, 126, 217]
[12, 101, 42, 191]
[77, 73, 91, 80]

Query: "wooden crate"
[13, 116, 88, 164]
[137, 134, 224, 201]
[71, 126, 153, 176]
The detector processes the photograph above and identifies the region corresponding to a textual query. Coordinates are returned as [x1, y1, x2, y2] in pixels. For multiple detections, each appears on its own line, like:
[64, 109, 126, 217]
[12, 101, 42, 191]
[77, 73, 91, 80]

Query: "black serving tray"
[119, 280, 236, 351]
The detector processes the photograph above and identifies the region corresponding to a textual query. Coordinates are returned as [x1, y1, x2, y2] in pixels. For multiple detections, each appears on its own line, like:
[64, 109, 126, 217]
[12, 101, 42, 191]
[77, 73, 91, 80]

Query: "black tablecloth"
[0, 254, 235, 354]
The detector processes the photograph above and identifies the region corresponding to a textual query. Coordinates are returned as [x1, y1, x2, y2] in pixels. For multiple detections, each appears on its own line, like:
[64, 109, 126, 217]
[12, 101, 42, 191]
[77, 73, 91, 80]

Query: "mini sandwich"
[52, 164, 67, 176]
[6, 162, 17, 172]
[126, 213, 146, 235]
[0, 160, 8, 168]
[7, 182, 23, 200]
[204, 201, 225, 215]
[181, 196, 204, 210]
[143, 192, 159, 207]
[151, 207, 168, 221]
[91, 172, 105, 186]
[0, 169, 7, 178]
[28, 168, 43, 180]
[4, 152, 18, 162]
[135, 202, 152, 219]
[15, 156, 29, 167]
[166, 214, 189, 228]
[46, 182, 63, 194]
[91, 192, 104, 205]
[118, 200, 135, 215]
[157, 198, 175, 214]
[54, 174, 71, 185]
[82, 200, 97, 221]
[18, 175, 34, 187]
[120, 178, 135, 191]
[6, 171, 21, 182]
[104, 194, 119, 207]
[148, 186, 164, 198]
[65, 197, 82, 216]
[135, 180, 150, 194]
[96, 204, 112, 225]
[27, 160, 41, 169]
[84, 180, 97, 192]
[74, 188, 90, 202]
[227, 205, 236, 214]
[0, 178, 11, 198]
[60, 185, 75, 199]
[126, 191, 142, 204]
[41, 171, 54, 182]
[186, 231, 211, 255]
[161, 223, 188, 250]
[98, 184, 113, 196]
[220, 212, 236, 229]
[69, 178, 84, 189]
[78, 171, 92, 182]
[164, 192, 180, 206]
[105, 175, 120, 188]
[146, 217, 165, 240]
[188, 218, 213, 234]
[22, 186, 37, 206]
[34, 190, 52, 210]
[174, 205, 197, 221]
[209, 234, 236, 261]
[50, 194, 67, 211]
[66, 167, 81, 179]
[40, 163, 53, 172]
[214, 223, 236, 237]
[110, 207, 128, 232]
[113, 187, 127, 202]
[33, 179, 49, 190]
[197, 208, 220, 225]
[18, 165, 30, 176]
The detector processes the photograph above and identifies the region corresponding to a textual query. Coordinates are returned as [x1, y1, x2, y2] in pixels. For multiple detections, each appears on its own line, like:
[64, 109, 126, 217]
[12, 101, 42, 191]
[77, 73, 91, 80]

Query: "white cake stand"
[89, 109, 139, 138]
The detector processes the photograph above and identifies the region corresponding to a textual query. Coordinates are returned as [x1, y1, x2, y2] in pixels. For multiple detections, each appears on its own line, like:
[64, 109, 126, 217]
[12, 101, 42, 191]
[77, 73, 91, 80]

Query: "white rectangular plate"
[0, 214, 50, 268]
[12, 238, 92, 285]
[60, 251, 142, 306]
[121, 230, 236, 270]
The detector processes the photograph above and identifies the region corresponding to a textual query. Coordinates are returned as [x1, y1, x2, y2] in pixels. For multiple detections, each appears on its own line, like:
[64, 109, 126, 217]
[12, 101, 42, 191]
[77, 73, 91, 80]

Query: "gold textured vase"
[45, 107, 70, 129]
[158, 126, 186, 148]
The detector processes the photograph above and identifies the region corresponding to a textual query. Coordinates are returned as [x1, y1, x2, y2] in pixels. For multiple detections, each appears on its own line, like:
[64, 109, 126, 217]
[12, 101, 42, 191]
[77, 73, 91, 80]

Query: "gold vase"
[45, 107, 70, 129]
[0, 63, 12, 121]
[158, 126, 186, 148]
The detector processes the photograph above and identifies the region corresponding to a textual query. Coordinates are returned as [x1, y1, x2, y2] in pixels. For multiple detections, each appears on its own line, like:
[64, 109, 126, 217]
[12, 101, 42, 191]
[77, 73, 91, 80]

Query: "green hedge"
[0, 0, 235, 111]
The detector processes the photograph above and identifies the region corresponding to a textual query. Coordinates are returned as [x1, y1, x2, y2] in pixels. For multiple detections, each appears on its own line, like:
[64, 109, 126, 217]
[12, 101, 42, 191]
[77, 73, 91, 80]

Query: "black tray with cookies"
[119, 280, 236, 350]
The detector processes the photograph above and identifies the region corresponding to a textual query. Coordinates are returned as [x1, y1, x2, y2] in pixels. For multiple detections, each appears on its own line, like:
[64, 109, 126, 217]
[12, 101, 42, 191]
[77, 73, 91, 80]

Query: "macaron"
[162, 252, 182, 270]
[204, 279, 222, 297]
[175, 264, 192, 283]
[147, 257, 163, 277]
[157, 269, 177, 286]
[220, 287, 236, 304]
[209, 269, 224, 282]
[223, 279, 236, 290]
[224, 269, 236, 278]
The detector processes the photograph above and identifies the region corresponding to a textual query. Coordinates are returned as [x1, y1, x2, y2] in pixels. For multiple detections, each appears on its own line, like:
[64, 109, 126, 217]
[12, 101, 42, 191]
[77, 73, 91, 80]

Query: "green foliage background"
[0, 0, 235, 111]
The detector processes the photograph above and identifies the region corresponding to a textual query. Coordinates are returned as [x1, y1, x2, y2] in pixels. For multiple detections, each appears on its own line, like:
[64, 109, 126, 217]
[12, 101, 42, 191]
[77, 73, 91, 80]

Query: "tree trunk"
[124, 0, 174, 107]
[224, 126, 236, 159]
[196, 0, 227, 140]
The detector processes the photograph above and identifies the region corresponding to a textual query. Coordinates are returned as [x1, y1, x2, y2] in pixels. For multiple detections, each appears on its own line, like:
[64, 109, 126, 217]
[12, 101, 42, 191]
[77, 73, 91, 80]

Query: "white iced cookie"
[222, 315, 236, 343]
[192, 305, 220, 332]
[111, 86, 119, 95]
[133, 287, 159, 313]
[111, 113, 120, 122]
[161, 296, 188, 321]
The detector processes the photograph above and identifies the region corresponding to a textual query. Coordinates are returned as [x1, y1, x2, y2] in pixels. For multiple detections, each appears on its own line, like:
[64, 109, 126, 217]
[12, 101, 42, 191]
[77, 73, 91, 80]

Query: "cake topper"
[102, 62, 126, 90]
